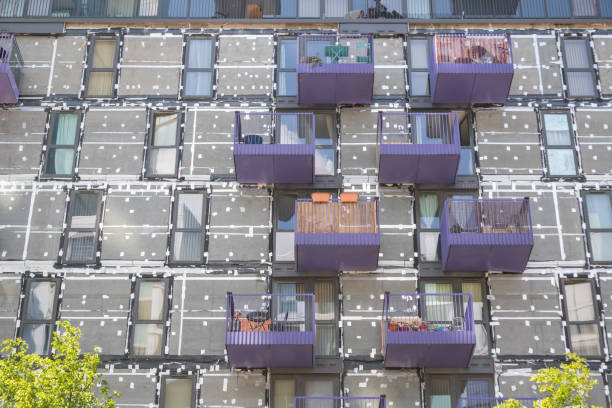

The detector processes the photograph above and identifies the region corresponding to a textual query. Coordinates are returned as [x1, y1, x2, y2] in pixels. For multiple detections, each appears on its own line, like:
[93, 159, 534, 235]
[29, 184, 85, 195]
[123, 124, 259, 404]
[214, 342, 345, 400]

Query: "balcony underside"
[297, 64, 374, 105]
[226, 331, 315, 368]
[0, 70, 19, 104]
[233, 144, 315, 184]
[378, 144, 460, 184]
[430, 64, 514, 104]
[384, 331, 476, 368]
[441, 233, 534, 273]
[295, 232, 380, 272]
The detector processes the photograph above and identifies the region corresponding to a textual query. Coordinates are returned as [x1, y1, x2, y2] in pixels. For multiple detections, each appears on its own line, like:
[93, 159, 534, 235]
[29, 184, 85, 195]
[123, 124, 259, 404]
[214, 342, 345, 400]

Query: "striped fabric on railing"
[435, 34, 511, 64]
[445, 199, 531, 235]
[295, 199, 378, 234]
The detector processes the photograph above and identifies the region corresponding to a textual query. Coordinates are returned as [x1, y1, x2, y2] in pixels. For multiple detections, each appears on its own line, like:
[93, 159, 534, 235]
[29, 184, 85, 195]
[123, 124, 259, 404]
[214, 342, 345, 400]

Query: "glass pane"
[586, 194, 612, 228]
[153, 114, 178, 146]
[543, 114, 571, 145]
[565, 39, 590, 68]
[87, 72, 114, 96]
[316, 324, 336, 356]
[429, 378, 451, 408]
[278, 115, 303, 144]
[21, 323, 52, 355]
[92, 39, 115, 68]
[278, 72, 297, 96]
[137, 280, 166, 321]
[275, 231, 295, 262]
[280, 39, 297, 69]
[315, 114, 335, 145]
[457, 379, 490, 399]
[148, 148, 177, 176]
[66, 231, 95, 263]
[47, 148, 75, 176]
[315, 281, 334, 320]
[277, 195, 296, 230]
[325, 0, 348, 16]
[410, 39, 429, 69]
[176, 194, 204, 229]
[419, 194, 440, 228]
[273, 379, 295, 408]
[51, 113, 78, 145]
[138, 0, 158, 16]
[406, 0, 431, 17]
[424, 282, 452, 294]
[173, 232, 204, 262]
[185, 72, 212, 97]
[565, 281, 595, 321]
[132, 323, 163, 355]
[474, 323, 489, 355]
[188, 39, 212, 68]
[547, 149, 577, 176]
[462, 282, 483, 321]
[457, 148, 474, 175]
[567, 72, 596, 97]
[419, 232, 440, 261]
[163, 378, 193, 408]
[315, 149, 335, 176]
[25, 281, 56, 320]
[71, 192, 99, 228]
[410, 71, 429, 96]
[570, 323, 601, 355]
[590, 232, 612, 262]
[107, 0, 134, 16]
[304, 380, 334, 397]
[299, 0, 320, 18]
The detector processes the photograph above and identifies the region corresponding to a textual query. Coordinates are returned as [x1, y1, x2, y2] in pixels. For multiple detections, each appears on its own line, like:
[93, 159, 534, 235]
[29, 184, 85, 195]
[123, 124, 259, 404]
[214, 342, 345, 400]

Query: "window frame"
[560, 278, 604, 358]
[582, 190, 612, 265]
[41, 111, 82, 179]
[313, 111, 339, 181]
[271, 374, 341, 408]
[84, 35, 119, 99]
[276, 36, 298, 100]
[62, 189, 103, 266]
[19, 277, 62, 356]
[144, 110, 182, 179]
[129, 277, 170, 356]
[407, 37, 431, 99]
[426, 375, 494, 408]
[182, 36, 216, 100]
[561, 36, 599, 100]
[159, 375, 197, 408]
[168, 189, 208, 266]
[539, 109, 580, 178]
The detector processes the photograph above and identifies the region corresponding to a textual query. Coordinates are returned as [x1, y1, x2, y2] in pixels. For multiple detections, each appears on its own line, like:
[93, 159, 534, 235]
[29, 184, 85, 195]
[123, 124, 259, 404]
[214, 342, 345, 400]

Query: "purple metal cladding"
[297, 35, 374, 105]
[0, 34, 22, 104]
[440, 198, 534, 273]
[430, 34, 514, 104]
[377, 112, 461, 184]
[233, 112, 316, 184]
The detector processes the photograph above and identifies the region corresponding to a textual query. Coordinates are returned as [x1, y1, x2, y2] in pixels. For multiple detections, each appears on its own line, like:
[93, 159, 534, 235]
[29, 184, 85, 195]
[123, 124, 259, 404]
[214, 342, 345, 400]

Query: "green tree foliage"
[496, 353, 599, 408]
[0, 321, 119, 408]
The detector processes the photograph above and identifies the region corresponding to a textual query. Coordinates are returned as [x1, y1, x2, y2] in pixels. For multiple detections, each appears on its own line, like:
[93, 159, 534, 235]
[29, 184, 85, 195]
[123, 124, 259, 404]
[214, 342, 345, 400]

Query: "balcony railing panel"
[383, 293, 476, 367]
[456, 398, 537, 408]
[294, 396, 386, 408]
[297, 34, 374, 105]
[226, 293, 315, 368]
[377, 112, 461, 184]
[440, 198, 534, 273]
[430, 34, 513, 104]
[294, 197, 380, 271]
[233, 112, 315, 184]
[0, 34, 22, 104]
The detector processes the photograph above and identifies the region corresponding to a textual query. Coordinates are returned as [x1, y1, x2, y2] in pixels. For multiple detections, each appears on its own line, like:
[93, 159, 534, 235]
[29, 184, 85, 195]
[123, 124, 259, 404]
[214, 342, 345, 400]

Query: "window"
[278, 38, 297, 97]
[273, 279, 338, 357]
[584, 192, 612, 263]
[20, 279, 60, 355]
[85, 37, 118, 98]
[275, 193, 298, 262]
[314, 113, 337, 177]
[456, 111, 475, 176]
[43, 112, 80, 177]
[427, 376, 492, 408]
[421, 280, 489, 355]
[408, 38, 430, 97]
[562, 280, 602, 356]
[170, 191, 207, 264]
[63, 190, 102, 265]
[272, 375, 339, 408]
[160, 376, 195, 408]
[562, 38, 597, 98]
[278, 0, 321, 17]
[541, 111, 578, 177]
[146, 112, 180, 178]
[184, 38, 214, 98]
[131, 278, 168, 356]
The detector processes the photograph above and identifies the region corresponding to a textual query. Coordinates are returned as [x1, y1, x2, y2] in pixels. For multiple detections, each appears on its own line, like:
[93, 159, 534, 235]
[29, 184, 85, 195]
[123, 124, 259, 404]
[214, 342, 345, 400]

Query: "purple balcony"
[225, 293, 315, 369]
[456, 398, 537, 408]
[441, 198, 534, 273]
[294, 396, 386, 408]
[0, 34, 23, 104]
[297, 35, 374, 105]
[377, 112, 461, 185]
[430, 34, 513, 104]
[233, 112, 315, 184]
[294, 195, 380, 272]
[382, 293, 476, 368]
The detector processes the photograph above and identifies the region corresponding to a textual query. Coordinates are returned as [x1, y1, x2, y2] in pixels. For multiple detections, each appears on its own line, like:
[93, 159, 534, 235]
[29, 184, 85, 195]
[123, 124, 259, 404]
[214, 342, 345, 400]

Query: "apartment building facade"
[0, 1, 612, 407]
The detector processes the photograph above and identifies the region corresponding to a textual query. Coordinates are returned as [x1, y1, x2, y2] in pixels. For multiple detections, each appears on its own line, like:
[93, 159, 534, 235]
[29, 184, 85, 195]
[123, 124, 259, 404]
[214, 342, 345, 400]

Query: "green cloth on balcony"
[325, 45, 349, 60]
